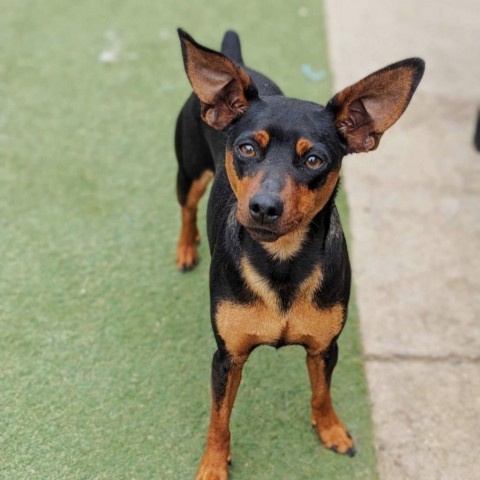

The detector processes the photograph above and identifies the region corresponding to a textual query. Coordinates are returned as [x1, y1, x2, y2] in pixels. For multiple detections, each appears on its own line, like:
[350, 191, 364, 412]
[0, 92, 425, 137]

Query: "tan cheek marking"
[260, 172, 340, 260]
[225, 147, 263, 226]
[279, 176, 305, 227]
[253, 130, 270, 149]
[296, 137, 313, 157]
[296, 170, 340, 220]
[225, 149, 263, 205]
[278, 173, 339, 230]
[236, 173, 263, 226]
[225, 149, 240, 198]
[216, 260, 344, 358]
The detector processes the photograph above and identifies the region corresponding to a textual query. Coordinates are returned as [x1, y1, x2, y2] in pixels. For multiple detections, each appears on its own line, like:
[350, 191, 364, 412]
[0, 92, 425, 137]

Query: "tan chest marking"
[216, 258, 345, 358]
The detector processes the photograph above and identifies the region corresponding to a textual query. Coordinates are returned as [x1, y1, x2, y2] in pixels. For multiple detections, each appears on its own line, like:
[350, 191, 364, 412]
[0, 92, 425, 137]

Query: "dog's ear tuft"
[178, 29, 258, 131]
[327, 58, 425, 153]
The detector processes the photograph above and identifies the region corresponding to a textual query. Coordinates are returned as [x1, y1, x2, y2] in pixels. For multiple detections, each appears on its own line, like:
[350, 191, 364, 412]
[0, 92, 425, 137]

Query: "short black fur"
[174, 29, 424, 475]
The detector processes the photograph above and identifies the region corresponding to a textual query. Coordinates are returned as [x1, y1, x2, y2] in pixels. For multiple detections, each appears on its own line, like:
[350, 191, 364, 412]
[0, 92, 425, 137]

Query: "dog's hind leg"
[176, 168, 213, 271]
[306, 342, 356, 457]
[174, 111, 214, 272]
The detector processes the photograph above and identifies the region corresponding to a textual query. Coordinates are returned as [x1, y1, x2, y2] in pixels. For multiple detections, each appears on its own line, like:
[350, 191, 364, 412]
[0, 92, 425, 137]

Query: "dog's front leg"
[196, 349, 245, 480]
[306, 343, 356, 457]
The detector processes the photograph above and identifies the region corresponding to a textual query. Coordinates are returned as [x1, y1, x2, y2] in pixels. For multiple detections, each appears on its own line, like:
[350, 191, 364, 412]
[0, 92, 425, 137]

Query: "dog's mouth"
[246, 226, 282, 242]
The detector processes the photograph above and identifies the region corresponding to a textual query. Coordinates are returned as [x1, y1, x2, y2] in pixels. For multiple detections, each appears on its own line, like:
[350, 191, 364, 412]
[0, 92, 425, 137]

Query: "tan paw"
[195, 454, 229, 480]
[313, 418, 356, 457]
[176, 243, 199, 272]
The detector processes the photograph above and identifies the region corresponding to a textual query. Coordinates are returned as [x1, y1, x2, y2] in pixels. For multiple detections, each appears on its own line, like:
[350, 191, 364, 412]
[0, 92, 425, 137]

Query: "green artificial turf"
[0, 1, 377, 478]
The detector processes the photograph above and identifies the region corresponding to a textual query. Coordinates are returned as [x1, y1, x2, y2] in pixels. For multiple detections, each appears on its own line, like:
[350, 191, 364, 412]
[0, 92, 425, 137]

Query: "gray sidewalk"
[325, 1, 480, 478]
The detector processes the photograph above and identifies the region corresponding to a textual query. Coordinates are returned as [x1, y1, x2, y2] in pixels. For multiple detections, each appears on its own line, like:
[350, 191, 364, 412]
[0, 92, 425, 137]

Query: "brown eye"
[239, 143, 256, 157]
[305, 155, 323, 169]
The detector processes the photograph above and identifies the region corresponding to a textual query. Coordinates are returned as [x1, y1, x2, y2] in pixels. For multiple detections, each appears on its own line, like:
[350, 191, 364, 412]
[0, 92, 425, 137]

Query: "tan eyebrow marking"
[253, 130, 270, 149]
[296, 137, 313, 157]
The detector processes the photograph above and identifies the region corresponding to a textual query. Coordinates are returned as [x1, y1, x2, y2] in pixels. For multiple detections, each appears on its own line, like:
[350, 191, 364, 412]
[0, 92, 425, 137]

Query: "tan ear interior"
[330, 60, 424, 152]
[335, 66, 415, 134]
[180, 36, 253, 130]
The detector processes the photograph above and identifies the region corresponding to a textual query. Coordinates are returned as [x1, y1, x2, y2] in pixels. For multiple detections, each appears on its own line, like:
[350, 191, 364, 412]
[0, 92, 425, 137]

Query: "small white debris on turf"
[98, 29, 122, 64]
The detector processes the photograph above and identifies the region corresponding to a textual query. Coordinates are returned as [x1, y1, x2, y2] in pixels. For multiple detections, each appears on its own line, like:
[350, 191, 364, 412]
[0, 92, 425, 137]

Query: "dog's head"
[178, 30, 424, 252]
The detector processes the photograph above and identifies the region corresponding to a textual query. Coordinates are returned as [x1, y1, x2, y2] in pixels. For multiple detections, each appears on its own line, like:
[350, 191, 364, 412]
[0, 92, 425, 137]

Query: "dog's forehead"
[233, 96, 334, 140]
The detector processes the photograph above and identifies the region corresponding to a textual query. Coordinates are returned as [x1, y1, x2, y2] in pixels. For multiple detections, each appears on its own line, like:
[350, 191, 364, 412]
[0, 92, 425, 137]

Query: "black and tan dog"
[174, 29, 424, 479]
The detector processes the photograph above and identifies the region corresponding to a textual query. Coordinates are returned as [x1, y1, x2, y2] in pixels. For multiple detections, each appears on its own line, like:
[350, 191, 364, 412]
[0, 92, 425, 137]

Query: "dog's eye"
[305, 155, 323, 169]
[239, 143, 256, 157]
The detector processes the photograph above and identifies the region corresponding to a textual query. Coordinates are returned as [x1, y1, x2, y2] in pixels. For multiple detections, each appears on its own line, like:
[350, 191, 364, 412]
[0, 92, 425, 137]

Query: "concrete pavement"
[324, 1, 480, 478]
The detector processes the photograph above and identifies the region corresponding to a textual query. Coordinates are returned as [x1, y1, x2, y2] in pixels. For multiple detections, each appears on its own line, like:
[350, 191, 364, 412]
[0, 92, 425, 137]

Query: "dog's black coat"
[174, 29, 424, 478]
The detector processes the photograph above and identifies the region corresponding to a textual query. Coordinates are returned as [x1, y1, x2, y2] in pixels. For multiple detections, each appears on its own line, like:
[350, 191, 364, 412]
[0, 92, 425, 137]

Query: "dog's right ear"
[178, 29, 258, 130]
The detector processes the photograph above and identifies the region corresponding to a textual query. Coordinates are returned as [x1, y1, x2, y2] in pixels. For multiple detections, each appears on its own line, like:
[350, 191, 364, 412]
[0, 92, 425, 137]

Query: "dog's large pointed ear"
[327, 58, 425, 153]
[178, 29, 258, 130]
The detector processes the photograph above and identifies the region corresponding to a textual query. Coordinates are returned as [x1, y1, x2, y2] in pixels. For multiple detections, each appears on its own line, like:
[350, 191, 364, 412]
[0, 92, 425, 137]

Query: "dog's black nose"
[249, 193, 284, 224]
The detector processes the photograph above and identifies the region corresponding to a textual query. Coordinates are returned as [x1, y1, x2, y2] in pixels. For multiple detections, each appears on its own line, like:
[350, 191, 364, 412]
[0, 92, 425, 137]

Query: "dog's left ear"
[178, 29, 258, 130]
[327, 58, 425, 153]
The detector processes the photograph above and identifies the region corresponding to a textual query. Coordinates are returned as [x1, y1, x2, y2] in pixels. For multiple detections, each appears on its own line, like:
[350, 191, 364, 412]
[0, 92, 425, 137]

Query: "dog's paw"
[176, 243, 199, 272]
[195, 454, 229, 480]
[312, 419, 356, 457]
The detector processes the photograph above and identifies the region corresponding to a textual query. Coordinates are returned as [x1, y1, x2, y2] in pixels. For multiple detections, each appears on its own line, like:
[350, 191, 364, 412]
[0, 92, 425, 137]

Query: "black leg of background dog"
[474, 109, 480, 152]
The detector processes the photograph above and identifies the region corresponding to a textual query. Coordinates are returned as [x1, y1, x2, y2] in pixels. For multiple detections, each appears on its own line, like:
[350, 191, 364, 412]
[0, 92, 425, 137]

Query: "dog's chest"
[216, 257, 344, 358]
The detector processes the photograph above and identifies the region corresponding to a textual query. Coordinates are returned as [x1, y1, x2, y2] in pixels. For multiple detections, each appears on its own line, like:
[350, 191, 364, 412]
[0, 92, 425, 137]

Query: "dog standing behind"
[174, 29, 424, 480]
